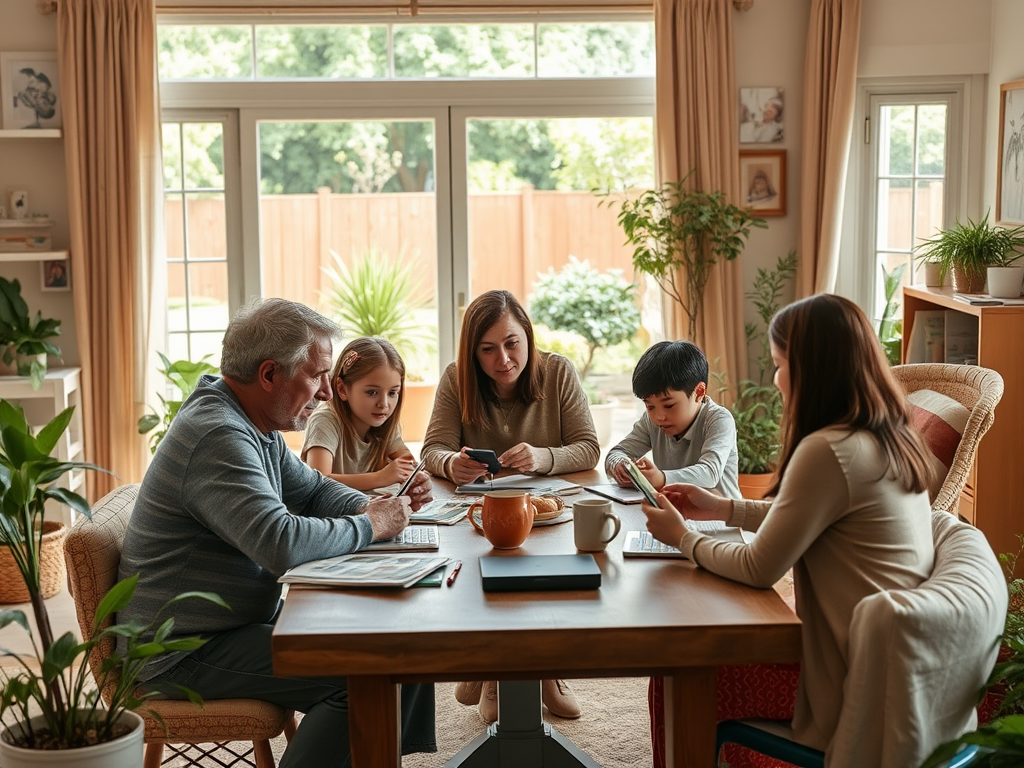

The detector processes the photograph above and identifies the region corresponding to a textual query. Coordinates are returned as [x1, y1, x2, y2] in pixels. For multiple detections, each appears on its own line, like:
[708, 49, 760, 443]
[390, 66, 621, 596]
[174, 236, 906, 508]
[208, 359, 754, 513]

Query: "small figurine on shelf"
[8, 190, 29, 220]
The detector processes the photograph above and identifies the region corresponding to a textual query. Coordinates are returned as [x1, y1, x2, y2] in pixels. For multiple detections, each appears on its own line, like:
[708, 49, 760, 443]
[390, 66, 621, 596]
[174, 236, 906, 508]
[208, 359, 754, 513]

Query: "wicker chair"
[64, 483, 296, 768]
[891, 363, 1004, 516]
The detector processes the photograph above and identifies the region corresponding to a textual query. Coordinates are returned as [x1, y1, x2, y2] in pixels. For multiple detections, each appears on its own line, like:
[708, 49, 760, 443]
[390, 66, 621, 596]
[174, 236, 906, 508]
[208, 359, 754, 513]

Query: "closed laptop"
[479, 554, 602, 592]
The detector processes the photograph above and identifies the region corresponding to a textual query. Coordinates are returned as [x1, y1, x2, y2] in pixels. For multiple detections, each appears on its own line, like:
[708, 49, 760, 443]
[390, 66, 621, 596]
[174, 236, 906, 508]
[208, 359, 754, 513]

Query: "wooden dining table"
[272, 470, 801, 767]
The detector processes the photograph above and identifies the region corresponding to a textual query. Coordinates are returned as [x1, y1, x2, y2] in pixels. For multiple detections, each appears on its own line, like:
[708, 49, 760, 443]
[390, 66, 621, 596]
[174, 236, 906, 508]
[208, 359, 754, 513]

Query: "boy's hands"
[609, 459, 633, 487]
[635, 457, 666, 490]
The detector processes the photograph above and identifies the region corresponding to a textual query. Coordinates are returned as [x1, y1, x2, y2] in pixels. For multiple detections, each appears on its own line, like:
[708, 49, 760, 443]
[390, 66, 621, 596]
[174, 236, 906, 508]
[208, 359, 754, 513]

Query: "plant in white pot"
[0, 399, 226, 766]
[0, 277, 62, 390]
[987, 247, 1024, 299]
[914, 212, 1024, 296]
[529, 257, 641, 446]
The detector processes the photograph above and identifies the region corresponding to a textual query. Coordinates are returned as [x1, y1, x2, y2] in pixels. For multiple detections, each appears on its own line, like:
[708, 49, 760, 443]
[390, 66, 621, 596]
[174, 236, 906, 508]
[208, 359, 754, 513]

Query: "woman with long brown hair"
[644, 294, 935, 756]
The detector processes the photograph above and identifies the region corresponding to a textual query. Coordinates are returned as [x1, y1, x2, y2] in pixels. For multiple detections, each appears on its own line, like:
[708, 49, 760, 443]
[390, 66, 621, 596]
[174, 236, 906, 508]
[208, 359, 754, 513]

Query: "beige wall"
[985, 0, 1024, 219]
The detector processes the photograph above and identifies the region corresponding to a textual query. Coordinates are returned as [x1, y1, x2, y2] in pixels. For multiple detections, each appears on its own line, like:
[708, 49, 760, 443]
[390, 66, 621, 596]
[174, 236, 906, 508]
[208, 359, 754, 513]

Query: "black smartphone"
[465, 449, 502, 475]
[396, 459, 426, 497]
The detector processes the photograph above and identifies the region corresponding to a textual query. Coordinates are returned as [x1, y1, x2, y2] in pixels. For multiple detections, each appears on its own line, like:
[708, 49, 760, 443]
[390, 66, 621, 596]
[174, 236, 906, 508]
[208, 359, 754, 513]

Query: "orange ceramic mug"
[469, 490, 537, 549]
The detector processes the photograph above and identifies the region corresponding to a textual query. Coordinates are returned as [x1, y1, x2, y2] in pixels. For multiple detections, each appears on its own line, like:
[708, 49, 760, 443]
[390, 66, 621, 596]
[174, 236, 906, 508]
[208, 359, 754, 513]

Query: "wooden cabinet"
[0, 367, 84, 525]
[902, 286, 1024, 557]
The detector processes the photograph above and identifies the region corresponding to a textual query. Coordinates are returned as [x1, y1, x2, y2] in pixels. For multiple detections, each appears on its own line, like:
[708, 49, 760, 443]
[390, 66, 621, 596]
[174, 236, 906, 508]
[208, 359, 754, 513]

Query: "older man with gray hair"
[120, 298, 435, 767]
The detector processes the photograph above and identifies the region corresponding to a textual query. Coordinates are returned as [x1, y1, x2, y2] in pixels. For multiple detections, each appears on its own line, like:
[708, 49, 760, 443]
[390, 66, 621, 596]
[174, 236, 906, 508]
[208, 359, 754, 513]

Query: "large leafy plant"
[320, 248, 435, 377]
[0, 277, 62, 390]
[877, 263, 907, 366]
[529, 257, 640, 381]
[605, 172, 765, 340]
[137, 352, 218, 454]
[0, 399, 226, 749]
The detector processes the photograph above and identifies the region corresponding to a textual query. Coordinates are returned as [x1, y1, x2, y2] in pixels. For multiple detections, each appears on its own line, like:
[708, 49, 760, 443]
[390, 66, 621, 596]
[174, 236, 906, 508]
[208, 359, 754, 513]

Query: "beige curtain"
[797, 0, 862, 296]
[59, 0, 164, 499]
[654, 0, 745, 389]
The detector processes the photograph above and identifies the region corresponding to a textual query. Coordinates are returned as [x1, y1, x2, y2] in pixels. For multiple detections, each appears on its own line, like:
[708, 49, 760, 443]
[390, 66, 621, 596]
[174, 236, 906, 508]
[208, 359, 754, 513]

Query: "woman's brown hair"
[327, 337, 405, 471]
[457, 290, 544, 426]
[767, 293, 933, 496]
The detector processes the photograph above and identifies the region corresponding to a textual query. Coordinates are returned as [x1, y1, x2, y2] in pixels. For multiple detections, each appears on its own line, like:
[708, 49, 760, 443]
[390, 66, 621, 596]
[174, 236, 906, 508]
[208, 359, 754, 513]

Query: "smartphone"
[396, 459, 427, 497]
[624, 458, 660, 507]
[465, 448, 502, 475]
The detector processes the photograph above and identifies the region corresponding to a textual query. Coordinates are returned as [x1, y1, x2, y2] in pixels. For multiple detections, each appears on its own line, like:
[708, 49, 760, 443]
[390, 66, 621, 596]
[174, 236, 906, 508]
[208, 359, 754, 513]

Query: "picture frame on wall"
[997, 79, 1024, 224]
[0, 51, 61, 130]
[40, 258, 70, 292]
[739, 149, 786, 217]
[740, 87, 784, 144]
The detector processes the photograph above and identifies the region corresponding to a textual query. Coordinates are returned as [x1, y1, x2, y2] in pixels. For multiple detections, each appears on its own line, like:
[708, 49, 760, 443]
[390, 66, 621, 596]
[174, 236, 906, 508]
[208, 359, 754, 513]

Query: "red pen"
[446, 560, 463, 587]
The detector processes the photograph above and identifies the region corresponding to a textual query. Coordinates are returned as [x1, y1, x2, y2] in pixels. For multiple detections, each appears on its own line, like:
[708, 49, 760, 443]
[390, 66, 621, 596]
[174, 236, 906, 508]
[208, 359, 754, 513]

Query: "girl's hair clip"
[341, 350, 360, 372]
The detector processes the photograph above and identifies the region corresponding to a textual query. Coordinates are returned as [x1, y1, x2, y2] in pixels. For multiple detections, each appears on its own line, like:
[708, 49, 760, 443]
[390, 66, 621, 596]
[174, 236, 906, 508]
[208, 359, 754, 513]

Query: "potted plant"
[913, 212, 1024, 295]
[0, 277, 61, 390]
[604, 170, 766, 341]
[137, 352, 218, 454]
[529, 257, 641, 446]
[987, 247, 1024, 300]
[0, 399, 225, 765]
[876, 262, 907, 366]
[725, 250, 796, 499]
[321, 248, 438, 442]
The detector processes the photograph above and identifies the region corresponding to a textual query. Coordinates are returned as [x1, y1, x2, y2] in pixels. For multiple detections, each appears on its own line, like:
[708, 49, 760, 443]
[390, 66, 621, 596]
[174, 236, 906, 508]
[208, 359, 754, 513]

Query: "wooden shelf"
[0, 219, 54, 228]
[0, 129, 62, 139]
[0, 250, 68, 263]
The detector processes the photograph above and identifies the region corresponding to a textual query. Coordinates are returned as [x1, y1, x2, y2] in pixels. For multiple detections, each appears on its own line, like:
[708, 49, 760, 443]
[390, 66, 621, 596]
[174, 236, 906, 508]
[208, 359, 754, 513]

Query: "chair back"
[827, 511, 1007, 768]
[63, 483, 141, 694]
[891, 363, 1003, 514]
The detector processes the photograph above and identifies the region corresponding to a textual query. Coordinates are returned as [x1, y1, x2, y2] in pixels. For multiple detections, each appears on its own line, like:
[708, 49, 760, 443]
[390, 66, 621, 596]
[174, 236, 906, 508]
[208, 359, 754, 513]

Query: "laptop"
[479, 554, 602, 592]
[363, 524, 439, 552]
[622, 522, 744, 559]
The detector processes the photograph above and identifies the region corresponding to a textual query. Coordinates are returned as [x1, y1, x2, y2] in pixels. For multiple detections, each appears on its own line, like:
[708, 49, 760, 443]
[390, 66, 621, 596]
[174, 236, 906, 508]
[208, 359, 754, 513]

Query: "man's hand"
[363, 496, 412, 541]
[497, 443, 545, 474]
[405, 470, 433, 511]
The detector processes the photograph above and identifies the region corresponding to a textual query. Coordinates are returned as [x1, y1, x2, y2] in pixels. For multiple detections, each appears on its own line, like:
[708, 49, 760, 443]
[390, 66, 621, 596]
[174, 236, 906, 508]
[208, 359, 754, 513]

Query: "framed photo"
[40, 259, 70, 292]
[0, 51, 61, 130]
[997, 79, 1024, 224]
[740, 87, 784, 144]
[740, 149, 786, 217]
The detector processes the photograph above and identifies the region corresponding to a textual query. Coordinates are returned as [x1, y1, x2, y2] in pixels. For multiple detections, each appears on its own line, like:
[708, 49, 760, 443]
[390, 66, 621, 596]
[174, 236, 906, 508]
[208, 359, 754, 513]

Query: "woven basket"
[0, 521, 68, 603]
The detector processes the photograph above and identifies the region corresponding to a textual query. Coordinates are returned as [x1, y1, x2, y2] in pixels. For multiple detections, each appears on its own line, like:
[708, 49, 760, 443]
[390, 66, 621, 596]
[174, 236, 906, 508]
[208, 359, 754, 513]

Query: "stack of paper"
[280, 553, 451, 588]
[410, 498, 473, 525]
[455, 474, 581, 495]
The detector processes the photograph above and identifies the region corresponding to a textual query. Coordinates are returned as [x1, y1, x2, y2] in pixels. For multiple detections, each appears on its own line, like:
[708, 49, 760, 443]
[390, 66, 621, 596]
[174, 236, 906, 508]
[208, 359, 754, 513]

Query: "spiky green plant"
[914, 212, 1024, 284]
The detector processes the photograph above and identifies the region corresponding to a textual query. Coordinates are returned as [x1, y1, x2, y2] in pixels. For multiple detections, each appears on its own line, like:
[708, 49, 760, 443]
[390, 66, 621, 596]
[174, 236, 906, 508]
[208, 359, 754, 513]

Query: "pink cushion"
[907, 389, 969, 497]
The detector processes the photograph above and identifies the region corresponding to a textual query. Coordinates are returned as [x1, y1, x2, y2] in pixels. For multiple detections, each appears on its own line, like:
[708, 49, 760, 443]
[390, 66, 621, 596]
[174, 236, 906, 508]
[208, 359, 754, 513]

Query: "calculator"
[365, 524, 440, 551]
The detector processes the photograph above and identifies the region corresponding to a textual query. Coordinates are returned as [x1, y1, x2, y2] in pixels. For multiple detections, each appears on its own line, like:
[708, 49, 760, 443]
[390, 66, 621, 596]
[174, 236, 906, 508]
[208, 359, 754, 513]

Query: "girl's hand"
[451, 448, 491, 485]
[635, 457, 666, 490]
[405, 471, 433, 511]
[379, 455, 418, 487]
[641, 493, 687, 549]
[498, 443, 544, 473]
[661, 483, 732, 521]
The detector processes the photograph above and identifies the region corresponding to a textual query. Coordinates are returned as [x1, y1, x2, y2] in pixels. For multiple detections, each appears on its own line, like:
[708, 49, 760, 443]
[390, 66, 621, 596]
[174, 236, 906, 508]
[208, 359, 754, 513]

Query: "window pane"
[167, 332, 190, 363]
[167, 262, 187, 332]
[186, 333, 224, 367]
[186, 193, 227, 260]
[394, 25, 534, 78]
[188, 262, 229, 331]
[538, 23, 655, 77]
[163, 123, 182, 189]
[915, 179, 944, 244]
[877, 178, 912, 251]
[258, 119, 439, 380]
[183, 123, 224, 189]
[916, 104, 947, 176]
[255, 25, 388, 78]
[158, 25, 253, 80]
[881, 105, 914, 176]
[164, 194, 185, 260]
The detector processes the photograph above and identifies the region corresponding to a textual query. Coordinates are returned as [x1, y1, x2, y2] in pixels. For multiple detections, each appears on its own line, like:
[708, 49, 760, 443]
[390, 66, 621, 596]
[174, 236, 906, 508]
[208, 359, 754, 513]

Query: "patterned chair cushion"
[906, 389, 970, 500]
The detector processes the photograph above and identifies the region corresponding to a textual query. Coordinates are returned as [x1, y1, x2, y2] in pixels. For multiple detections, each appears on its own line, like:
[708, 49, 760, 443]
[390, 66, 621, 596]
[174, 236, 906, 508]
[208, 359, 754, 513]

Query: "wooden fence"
[165, 187, 637, 308]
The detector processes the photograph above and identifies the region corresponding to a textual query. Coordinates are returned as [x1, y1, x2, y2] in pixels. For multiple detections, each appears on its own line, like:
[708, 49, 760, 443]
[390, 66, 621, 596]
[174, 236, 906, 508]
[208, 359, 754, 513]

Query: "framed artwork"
[740, 149, 786, 217]
[997, 79, 1024, 225]
[40, 258, 70, 292]
[740, 87, 784, 144]
[0, 51, 61, 130]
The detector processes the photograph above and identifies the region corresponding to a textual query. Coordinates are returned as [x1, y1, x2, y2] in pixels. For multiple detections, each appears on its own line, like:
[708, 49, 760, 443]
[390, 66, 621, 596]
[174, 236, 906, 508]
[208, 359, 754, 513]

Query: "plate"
[469, 509, 574, 529]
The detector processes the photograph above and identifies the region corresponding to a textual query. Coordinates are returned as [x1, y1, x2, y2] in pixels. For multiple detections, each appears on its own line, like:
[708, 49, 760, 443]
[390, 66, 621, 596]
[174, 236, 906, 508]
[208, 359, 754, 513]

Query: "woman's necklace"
[497, 400, 517, 434]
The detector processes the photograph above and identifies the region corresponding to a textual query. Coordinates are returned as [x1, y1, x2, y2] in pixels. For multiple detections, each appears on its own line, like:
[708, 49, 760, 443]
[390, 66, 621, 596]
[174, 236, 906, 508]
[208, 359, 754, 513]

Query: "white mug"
[573, 498, 621, 553]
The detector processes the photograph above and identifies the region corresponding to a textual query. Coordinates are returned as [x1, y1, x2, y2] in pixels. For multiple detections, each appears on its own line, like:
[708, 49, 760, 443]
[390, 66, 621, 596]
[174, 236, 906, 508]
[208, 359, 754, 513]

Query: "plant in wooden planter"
[913, 212, 1024, 295]
[0, 399, 226, 762]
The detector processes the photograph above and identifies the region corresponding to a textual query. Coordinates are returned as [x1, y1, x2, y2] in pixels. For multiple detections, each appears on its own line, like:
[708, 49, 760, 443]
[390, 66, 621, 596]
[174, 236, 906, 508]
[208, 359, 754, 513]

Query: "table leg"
[665, 667, 717, 768]
[348, 675, 400, 768]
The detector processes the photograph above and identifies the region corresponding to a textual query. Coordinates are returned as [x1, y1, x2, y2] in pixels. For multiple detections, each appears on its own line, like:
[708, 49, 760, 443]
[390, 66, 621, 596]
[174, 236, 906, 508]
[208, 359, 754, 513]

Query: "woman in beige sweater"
[422, 289, 599, 723]
[644, 294, 936, 760]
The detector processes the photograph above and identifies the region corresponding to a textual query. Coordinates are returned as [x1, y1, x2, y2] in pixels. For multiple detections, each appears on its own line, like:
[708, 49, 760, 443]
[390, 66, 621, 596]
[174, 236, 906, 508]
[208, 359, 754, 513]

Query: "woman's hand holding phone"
[452, 448, 492, 485]
[660, 483, 732, 521]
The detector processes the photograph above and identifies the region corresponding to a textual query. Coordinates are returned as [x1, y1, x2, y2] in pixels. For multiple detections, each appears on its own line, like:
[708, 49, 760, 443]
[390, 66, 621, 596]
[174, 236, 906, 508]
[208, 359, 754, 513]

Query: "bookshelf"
[902, 286, 1024, 557]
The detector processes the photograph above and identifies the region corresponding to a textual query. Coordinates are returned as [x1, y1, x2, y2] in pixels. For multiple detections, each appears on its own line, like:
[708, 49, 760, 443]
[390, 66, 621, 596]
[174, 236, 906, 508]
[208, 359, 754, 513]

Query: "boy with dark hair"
[605, 340, 740, 499]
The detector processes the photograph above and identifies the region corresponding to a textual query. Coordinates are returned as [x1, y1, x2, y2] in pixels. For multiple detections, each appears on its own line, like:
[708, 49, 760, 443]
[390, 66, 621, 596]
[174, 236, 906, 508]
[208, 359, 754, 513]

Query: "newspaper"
[279, 553, 451, 588]
[455, 474, 581, 496]
[410, 498, 473, 525]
